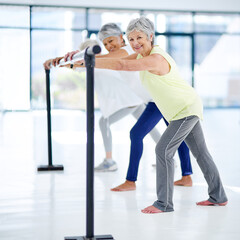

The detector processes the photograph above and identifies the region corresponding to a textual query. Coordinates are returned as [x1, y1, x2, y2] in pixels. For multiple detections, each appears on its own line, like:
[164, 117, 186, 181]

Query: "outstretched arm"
[75, 53, 170, 75]
[96, 48, 129, 59]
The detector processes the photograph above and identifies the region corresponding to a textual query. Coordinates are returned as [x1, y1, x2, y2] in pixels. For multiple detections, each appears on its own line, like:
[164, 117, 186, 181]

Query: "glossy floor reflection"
[0, 109, 240, 240]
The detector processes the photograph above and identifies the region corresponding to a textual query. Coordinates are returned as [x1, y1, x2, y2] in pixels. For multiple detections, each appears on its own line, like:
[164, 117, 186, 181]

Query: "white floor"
[0, 108, 240, 240]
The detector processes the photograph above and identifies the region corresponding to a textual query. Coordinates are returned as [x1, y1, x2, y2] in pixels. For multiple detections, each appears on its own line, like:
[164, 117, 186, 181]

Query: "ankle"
[106, 152, 112, 159]
[183, 175, 192, 180]
[125, 180, 136, 186]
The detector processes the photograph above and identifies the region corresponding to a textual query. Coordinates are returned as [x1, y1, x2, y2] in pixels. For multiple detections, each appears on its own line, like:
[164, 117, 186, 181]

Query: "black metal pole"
[65, 46, 113, 240]
[85, 52, 95, 238]
[46, 69, 53, 166]
[37, 69, 64, 171]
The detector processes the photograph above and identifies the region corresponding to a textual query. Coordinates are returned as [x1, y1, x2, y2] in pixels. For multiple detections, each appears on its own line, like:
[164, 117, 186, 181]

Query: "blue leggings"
[126, 102, 193, 181]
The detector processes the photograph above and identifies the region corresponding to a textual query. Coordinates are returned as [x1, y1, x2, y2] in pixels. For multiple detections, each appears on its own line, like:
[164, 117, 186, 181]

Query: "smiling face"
[127, 30, 153, 56]
[102, 35, 124, 52]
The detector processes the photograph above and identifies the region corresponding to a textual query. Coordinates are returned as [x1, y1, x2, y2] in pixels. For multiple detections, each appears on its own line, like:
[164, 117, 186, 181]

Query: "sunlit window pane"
[156, 35, 192, 85]
[155, 35, 167, 51]
[144, 12, 193, 33]
[169, 36, 192, 85]
[165, 13, 193, 32]
[0, 5, 29, 27]
[88, 9, 140, 32]
[1, 5, 240, 110]
[31, 30, 87, 109]
[194, 14, 240, 33]
[0, 29, 30, 110]
[32, 7, 86, 29]
[195, 35, 240, 107]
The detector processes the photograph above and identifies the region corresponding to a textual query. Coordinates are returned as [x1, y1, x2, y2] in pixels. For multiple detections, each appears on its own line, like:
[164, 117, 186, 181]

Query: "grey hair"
[98, 23, 123, 42]
[79, 39, 100, 51]
[126, 16, 155, 45]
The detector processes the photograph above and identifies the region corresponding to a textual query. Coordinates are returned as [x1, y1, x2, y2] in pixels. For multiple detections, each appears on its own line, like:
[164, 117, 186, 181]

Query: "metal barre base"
[37, 165, 64, 171]
[64, 235, 114, 240]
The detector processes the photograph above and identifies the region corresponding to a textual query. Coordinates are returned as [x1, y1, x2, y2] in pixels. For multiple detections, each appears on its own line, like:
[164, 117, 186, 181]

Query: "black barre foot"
[64, 235, 114, 240]
[37, 165, 64, 171]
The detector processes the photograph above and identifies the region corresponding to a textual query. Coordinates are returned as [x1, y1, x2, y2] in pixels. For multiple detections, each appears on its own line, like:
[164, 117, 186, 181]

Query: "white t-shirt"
[94, 68, 144, 118]
[75, 45, 152, 118]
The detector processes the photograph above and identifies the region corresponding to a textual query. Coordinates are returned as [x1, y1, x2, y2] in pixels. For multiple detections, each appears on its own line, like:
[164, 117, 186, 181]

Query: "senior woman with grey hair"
[60, 22, 194, 191]
[74, 16, 228, 213]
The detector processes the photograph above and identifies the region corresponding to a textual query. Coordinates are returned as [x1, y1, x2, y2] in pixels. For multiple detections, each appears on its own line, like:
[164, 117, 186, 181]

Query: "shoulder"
[150, 45, 164, 55]
[150, 46, 171, 62]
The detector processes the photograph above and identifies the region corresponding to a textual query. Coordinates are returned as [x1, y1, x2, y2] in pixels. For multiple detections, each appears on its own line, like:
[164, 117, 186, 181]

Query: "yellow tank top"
[137, 46, 203, 122]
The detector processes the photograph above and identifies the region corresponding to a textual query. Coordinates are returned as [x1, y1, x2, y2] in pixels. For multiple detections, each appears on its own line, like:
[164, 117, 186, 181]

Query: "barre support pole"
[65, 46, 114, 240]
[37, 69, 64, 171]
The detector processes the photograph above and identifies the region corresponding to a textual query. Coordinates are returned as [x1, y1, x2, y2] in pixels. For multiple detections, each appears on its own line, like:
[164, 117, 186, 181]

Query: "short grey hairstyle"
[79, 39, 100, 51]
[126, 16, 155, 45]
[98, 23, 123, 42]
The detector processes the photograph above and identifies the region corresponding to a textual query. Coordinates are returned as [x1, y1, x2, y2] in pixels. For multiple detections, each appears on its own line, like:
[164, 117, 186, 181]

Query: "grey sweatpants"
[99, 104, 161, 153]
[153, 116, 228, 212]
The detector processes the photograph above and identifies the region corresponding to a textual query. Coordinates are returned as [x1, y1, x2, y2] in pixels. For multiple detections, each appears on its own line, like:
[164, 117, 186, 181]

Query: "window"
[88, 9, 140, 31]
[194, 13, 240, 33]
[144, 11, 193, 33]
[0, 29, 30, 110]
[195, 35, 240, 107]
[30, 7, 88, 110]
[0, 5, 240, 110]
[31, 30, 87, 109]
[156, 35, 193, 85]
[0, 5, 29, 27]
[31, 7, 86, 29]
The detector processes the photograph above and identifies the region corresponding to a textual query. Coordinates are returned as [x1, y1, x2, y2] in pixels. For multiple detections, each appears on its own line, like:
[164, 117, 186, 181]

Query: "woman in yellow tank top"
[74, 16, 228, 213]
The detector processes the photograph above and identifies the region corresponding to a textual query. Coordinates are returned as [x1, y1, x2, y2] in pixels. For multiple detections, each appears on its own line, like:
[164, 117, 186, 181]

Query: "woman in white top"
[49, 23, 161, 172]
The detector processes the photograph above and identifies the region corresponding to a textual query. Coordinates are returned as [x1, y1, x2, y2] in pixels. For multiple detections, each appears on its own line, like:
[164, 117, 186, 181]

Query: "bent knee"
[99, 117, 108, 129]
[155, 141, 174, 160]
[130, 127, 145, 141]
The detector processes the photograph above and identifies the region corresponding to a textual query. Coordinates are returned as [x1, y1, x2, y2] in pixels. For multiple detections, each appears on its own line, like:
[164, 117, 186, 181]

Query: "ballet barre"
[58, 45, 102, 66]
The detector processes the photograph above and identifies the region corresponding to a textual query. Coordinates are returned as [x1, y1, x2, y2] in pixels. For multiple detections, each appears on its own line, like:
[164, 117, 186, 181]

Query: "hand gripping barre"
[58, 45, 101, 66]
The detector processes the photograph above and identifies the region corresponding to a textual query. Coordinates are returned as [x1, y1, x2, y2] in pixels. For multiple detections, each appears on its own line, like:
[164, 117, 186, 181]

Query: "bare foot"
[174, 175, 192, 187]
[196, 200, 228, 206]
[111, 180, 136, 192]
[141, 205, 163, 214]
